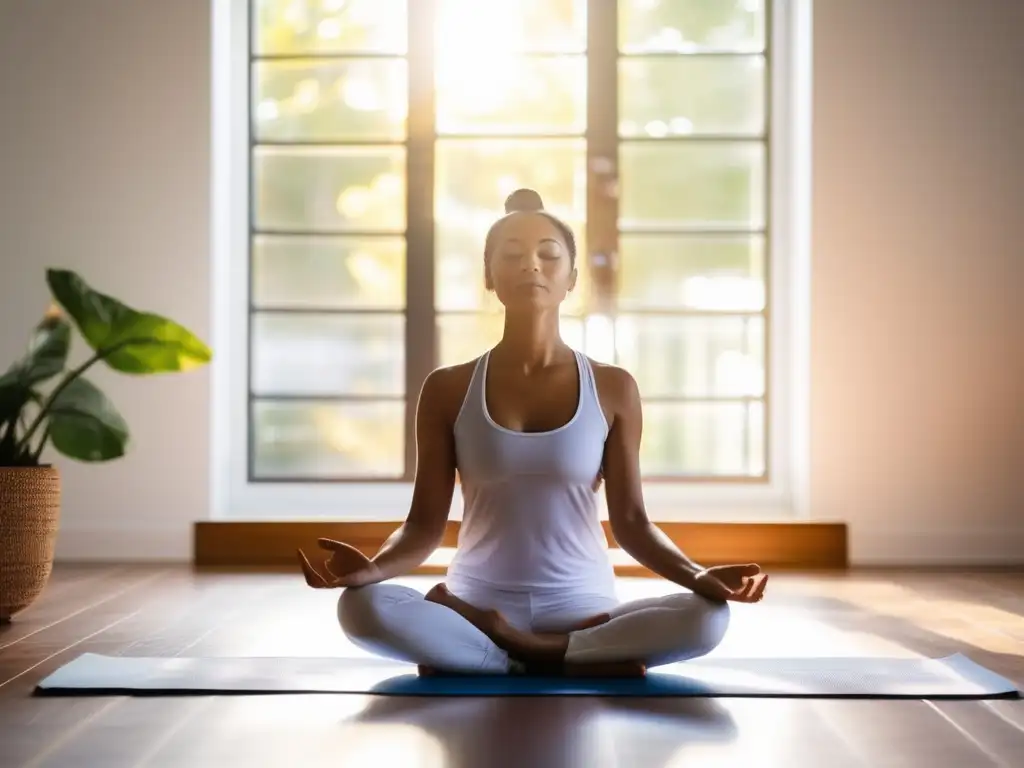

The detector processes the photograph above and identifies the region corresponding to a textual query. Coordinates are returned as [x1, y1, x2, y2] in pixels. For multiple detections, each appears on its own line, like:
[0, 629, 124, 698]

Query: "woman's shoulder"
[585, 356, 640, 393]
[419, 357, 482, 419]
[583, 357, 642, 417]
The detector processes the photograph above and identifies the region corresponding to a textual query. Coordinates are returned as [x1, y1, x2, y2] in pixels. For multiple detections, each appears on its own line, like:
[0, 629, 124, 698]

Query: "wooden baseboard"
[193, 520, 847, 573]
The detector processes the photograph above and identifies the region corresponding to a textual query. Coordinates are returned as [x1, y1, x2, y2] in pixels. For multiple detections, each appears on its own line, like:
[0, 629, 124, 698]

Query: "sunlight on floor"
[325, 725, 447, 767]
[795, 579, 1024, 656]
[710, 606, 917, 659]
[213, 694, 370, 725]
[664, 699, 799, 768]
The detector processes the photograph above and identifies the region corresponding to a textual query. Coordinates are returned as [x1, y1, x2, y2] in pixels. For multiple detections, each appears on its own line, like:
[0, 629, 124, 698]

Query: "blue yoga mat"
[34, 652, 1019, 699]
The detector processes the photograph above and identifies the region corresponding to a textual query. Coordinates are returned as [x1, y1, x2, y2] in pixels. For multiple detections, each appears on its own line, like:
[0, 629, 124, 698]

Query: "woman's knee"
[336, 583, 420, 641]
[686, 596, 731, 655]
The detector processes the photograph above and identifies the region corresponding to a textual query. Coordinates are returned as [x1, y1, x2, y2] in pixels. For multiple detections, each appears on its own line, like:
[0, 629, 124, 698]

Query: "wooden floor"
[1, 566, 1023, 768]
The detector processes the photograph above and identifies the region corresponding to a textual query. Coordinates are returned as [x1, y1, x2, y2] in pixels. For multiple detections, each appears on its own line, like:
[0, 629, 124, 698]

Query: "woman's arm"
[364, 367, 460, 581]
[600, 368, 705, 589]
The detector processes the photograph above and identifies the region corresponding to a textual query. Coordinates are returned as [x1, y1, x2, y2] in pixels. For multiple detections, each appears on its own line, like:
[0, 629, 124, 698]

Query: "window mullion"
[586, 0, 620, 327]
[404, 0, 437, 480]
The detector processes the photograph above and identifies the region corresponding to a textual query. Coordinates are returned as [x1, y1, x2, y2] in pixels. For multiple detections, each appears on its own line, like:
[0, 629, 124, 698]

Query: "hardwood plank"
[982, 700, 1024, 733]
[811, 700, 1006, 767]
[0, 567, 169, 688]
[0, 568, 179, 766]
[22, 573, 285, 768]
[0, 565, 129, 649]
[649, 698, 864, 768]
[929, 701, 1024, 767]
[1, 569, 251, 767]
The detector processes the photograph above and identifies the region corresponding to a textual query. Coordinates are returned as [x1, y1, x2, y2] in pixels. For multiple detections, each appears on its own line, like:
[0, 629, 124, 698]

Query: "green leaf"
[0, 311, 71, 391]
[22, 311, 72, 383]
[0, 312, 70, 437]
[46, 269, 212, 374]
[48, 377, 130, 462]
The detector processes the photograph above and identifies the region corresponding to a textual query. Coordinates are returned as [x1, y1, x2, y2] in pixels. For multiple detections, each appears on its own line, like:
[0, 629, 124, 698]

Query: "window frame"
[210, 0, 812, 522]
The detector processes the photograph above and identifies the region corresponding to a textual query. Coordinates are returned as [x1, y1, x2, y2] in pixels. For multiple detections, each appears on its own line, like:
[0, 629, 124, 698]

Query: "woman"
[299, 189, 768, 677]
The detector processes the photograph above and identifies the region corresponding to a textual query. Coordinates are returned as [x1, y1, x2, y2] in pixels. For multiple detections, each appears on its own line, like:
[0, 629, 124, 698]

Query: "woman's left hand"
[690, 564, 768, 603]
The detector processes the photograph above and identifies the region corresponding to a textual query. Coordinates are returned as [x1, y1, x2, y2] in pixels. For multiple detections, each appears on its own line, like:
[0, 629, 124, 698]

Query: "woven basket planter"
[0, 466, 61, 623]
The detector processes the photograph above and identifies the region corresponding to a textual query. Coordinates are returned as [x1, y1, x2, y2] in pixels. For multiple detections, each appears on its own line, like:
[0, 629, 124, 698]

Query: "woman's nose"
[521, 251, 541, 270]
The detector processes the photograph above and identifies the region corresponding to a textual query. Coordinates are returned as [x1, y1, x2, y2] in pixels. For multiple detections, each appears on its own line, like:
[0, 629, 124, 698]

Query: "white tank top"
[446, 349, 617, 597]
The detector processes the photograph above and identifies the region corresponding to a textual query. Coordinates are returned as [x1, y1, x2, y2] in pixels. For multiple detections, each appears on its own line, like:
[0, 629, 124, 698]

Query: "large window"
[219, 0, 804, 515]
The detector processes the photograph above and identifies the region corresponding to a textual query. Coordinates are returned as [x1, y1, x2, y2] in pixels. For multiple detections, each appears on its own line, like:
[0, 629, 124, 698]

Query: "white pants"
[337, 580, 730, 674]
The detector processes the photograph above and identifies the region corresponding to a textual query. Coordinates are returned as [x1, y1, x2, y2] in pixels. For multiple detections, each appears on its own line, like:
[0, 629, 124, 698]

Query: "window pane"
[254, 146, 405, 232]
[436, 139, 586, 311]
[437, 0, 587, 54]
[253, 400, 404, 479]
[619, 57, 765, 137]
[252, 235, 405, 310]
[253, 59, 407, 142]
[252, 313, 405, 396]
[437, 56, 586, 136]
[619, 0, 766, 54]
[619, 142, 765, 230]
[748, 398, 766, 476]
[618, 235, 765, 311]
[437, 313, 504, 368]
[253, 0, 407, 55]
[641, 401, 764, 477]
[435, 261, 504, 314]
[435, 140, 586, 220]
[616, 315, 764, 398]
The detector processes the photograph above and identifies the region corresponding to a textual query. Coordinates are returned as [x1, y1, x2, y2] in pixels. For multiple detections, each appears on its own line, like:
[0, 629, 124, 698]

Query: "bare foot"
[425, 583, 503, 633]
[425, 583, 569, 663]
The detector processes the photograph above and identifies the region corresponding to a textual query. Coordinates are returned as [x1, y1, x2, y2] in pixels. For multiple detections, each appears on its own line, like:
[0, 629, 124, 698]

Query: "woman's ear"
[483, 262, 494, 291]
[567, 266, 578, 293]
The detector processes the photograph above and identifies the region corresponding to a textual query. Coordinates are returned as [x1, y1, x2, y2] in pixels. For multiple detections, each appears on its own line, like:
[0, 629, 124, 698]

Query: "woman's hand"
[297, 538, 383, 589]
[690, 564, 768, 604]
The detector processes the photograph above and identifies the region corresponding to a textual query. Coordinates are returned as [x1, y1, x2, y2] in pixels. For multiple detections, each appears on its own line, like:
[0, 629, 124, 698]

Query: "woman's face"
[486, 213, 577, 311]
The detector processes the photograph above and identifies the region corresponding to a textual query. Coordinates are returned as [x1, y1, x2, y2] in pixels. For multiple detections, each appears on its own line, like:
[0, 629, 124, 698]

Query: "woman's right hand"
[690, 564, 768, 604]
[297, 538, 383, 589]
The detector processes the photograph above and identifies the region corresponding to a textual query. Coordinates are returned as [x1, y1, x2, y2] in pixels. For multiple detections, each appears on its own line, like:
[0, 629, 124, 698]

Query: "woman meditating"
[298, 189, 768, 677]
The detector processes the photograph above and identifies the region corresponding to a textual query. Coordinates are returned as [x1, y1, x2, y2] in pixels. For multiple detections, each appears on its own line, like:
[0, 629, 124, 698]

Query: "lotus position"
[298, 189, 768, 677]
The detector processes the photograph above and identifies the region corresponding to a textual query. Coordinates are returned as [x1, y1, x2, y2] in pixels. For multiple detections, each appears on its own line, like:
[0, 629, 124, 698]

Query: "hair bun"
[504, 188, 544, 214]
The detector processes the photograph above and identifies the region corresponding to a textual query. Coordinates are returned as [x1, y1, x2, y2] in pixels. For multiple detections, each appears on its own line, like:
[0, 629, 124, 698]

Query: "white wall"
[811, 0, 1024, 564]
[0, 0, 212, 560]
[1, 0, 1021, 564]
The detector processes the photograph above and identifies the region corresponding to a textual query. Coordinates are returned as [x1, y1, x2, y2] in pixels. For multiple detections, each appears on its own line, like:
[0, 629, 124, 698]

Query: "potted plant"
[0, 269, 211, 622]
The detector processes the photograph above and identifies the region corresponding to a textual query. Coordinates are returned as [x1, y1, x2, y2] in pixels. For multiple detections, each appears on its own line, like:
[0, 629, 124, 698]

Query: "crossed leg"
[337, 582, 730, 676]
[559, 591, 731, 667]
[338, 582, 512, 674]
